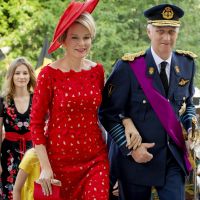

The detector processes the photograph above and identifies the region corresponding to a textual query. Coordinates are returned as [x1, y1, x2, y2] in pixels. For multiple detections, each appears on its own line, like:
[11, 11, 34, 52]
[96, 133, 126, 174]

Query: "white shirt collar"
[151, 47, 172, 81]
[151, 47, 172, 68]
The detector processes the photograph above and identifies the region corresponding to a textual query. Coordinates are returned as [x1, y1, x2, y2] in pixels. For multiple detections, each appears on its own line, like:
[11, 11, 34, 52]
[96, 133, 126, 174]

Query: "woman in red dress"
[30, 0, 109, 199]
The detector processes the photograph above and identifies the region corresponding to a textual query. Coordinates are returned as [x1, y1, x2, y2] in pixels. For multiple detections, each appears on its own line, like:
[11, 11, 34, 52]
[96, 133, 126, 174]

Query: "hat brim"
[48, 0, 99, 54]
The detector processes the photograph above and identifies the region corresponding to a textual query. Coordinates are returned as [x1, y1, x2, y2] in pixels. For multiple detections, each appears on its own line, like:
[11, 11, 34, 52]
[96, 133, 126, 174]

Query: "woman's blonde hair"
[59, 12, 96, 43]
[2, 57, 36, 102]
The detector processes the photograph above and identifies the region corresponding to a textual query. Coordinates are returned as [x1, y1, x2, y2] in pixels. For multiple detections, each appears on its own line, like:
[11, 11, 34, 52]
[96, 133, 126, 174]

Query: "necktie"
[160, 61, 168, 96]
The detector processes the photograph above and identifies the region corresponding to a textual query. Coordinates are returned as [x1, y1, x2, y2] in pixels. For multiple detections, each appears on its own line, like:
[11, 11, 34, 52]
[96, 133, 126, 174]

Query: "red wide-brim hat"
[48, 0, 99, 54]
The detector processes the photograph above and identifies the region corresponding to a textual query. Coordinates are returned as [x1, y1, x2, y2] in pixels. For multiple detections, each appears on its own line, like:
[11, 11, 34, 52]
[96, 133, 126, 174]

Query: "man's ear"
[147, 28, 151, 40]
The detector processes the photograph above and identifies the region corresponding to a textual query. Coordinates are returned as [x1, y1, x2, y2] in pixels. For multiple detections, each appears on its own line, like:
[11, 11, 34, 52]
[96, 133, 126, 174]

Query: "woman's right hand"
[38, 167, 54, 196]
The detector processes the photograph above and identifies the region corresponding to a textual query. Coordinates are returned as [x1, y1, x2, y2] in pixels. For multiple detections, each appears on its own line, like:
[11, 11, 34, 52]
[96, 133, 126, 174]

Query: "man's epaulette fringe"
[175, 50, 198, 59]
[121, 51, 145, 61]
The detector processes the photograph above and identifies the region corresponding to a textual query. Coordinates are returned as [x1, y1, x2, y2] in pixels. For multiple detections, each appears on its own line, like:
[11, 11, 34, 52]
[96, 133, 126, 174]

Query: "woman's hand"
[34, 144, 54, 196]
[123, 118, 142, 150]
[38, 167, 54, 196]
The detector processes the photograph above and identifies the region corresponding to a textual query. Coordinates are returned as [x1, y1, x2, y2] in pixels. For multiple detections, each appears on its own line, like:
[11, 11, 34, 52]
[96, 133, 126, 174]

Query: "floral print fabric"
[0, 96, 33, 200]
[2, 98, 31, 133]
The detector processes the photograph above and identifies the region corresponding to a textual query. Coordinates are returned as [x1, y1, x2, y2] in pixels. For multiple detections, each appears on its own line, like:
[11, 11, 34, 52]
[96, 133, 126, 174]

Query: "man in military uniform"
[99, 4, 197, 200]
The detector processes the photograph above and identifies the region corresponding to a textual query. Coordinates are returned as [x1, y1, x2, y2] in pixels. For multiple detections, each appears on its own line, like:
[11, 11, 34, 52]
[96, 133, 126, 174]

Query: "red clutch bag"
[33, 180, 62, 200]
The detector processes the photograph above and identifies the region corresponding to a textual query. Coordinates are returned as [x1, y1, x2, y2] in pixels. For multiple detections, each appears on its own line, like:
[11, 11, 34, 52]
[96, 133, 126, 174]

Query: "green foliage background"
[0, 0, 200, 86]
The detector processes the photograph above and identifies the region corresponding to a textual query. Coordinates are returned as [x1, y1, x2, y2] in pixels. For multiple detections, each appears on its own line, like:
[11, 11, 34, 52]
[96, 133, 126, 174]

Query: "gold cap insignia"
[148, 67, 154, 75]
[178, 78, 189, 86]
[175, 66, 180, 73]
[162, 7, 174, 19]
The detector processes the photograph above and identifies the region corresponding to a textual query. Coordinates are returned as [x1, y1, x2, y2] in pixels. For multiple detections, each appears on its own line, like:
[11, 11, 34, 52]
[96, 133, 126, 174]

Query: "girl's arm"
[13, 169, 28, 200]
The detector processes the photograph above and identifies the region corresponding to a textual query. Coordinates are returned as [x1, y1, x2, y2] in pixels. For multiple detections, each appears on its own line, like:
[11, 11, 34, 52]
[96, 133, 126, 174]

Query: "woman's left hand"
[123, 118, 142, 150]
[125, 128, 142, 150]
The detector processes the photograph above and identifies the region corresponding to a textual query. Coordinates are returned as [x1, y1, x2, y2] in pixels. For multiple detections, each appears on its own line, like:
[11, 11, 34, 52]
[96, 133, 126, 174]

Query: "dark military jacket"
[99, 48, 196, 186]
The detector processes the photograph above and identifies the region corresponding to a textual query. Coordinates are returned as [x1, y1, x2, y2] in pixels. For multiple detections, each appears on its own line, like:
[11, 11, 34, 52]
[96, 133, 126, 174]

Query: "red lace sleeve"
[30, 66, 53, 146]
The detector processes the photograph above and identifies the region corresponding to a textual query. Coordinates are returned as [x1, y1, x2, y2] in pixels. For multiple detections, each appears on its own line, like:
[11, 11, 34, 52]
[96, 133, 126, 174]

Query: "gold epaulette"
[176, 50, 198, 59]
[121, 51, 145, 61]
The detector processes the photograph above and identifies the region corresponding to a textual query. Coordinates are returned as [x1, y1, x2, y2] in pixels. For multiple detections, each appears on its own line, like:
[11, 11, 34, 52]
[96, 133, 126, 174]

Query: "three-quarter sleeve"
[30, 67, 53, 146]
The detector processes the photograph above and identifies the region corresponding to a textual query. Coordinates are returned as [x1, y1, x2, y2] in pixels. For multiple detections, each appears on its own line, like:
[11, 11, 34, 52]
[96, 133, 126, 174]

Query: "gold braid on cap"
[148, 20, 181, 27]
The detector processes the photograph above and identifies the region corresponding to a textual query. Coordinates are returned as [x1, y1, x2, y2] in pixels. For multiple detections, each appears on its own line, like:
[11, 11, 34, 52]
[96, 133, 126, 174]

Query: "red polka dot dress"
[31, 64, 109, 200]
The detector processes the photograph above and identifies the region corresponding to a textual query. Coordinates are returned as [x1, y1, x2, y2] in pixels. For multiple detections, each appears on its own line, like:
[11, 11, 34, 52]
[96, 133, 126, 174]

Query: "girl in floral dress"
[0, 57, 36, 199]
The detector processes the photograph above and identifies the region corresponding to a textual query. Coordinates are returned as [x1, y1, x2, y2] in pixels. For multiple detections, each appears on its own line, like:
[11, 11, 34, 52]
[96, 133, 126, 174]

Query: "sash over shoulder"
[128, 56, 192, 173]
